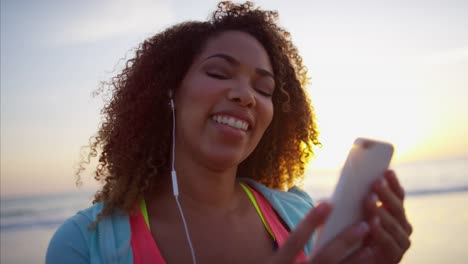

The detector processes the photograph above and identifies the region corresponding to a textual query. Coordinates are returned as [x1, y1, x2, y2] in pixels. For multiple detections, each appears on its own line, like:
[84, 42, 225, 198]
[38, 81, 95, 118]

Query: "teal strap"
[239, 183, 276, 241]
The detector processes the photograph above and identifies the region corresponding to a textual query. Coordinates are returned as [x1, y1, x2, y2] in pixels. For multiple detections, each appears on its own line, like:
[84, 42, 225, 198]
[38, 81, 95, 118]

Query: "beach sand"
[1, 192, 467, 263]
[1, 227, 56, 264]
[401, 191, 468, 263]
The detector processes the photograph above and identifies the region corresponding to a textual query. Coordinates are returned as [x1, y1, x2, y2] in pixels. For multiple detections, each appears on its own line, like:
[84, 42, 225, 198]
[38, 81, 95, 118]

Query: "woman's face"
[175, 30, 275, 170]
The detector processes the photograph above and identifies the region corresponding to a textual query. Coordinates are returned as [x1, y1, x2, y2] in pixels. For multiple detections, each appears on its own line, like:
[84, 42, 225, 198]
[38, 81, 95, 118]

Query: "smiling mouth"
[212, 115, 249, 131]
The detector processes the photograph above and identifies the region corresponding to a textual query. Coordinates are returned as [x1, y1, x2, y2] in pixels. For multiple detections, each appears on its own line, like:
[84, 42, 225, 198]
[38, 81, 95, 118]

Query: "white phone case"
[312, 138, 394, 257]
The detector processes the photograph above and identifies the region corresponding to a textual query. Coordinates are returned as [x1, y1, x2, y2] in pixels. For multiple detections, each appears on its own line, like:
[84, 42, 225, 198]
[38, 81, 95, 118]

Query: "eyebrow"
[203, 53, 275, 79]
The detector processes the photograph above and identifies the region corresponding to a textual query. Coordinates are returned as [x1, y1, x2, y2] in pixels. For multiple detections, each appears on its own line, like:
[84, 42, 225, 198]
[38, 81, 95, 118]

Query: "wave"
[308, 185, 468, 201]
[1, 208, 39, 218]
[1, 219, 65, 232]
[0, 207, 75, 232]
[406, 185, 468, 197]
[0, 193, 92, 232]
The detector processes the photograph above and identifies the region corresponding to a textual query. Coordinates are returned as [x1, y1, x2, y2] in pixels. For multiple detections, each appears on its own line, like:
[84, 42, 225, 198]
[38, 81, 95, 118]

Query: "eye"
[255, 79, 274, 98]
[256, 89, 273, 97]
[206, 71, 229, 80]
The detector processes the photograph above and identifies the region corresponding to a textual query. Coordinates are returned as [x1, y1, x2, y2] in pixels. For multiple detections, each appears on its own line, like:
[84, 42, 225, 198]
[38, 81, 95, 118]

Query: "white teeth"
[228, 118, 235, 127]
[212, 115, 249, 131]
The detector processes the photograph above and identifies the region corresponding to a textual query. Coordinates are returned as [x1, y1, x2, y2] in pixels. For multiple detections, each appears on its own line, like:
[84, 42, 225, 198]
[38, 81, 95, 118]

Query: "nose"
[227, 80, 256, 108]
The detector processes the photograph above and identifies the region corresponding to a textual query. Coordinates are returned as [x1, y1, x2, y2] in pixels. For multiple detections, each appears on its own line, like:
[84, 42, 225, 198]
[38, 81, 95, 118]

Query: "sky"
[1, 0, 467, 197]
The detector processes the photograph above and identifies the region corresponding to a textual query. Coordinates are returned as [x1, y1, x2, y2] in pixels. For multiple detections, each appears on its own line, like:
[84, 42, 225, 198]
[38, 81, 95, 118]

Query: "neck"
[151, 152, 243, 212]
[174, 163, 240, 210]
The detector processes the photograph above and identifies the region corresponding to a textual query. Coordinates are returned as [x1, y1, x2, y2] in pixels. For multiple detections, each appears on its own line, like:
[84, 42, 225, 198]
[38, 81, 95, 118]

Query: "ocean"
[1, 157, 467, 263]
[305, 156, 468, 201]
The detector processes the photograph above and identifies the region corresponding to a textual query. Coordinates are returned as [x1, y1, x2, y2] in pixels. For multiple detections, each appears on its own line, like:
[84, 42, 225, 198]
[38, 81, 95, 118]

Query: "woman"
[46, 2, 412, 263]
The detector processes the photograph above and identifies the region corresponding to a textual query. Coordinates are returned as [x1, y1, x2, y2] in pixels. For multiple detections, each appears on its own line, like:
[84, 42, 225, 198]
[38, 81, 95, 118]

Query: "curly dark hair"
[78, 1, 320, 221]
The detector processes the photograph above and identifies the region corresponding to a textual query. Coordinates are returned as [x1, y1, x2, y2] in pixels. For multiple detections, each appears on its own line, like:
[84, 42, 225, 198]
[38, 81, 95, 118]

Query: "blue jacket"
[46, 179, 315, 263]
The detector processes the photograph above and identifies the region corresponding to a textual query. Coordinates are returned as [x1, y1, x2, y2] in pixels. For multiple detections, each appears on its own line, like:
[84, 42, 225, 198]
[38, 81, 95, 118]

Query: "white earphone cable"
[170, 98, 197, 264]
[174, 195, 197, 264]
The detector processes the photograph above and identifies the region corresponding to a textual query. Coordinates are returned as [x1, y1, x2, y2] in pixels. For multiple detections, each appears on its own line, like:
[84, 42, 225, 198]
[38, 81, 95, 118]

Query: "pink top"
[130, 185, 307, 263]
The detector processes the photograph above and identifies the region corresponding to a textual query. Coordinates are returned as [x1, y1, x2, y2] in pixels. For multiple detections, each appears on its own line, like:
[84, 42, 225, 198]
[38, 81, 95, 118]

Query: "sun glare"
[307, 68, 435, 169]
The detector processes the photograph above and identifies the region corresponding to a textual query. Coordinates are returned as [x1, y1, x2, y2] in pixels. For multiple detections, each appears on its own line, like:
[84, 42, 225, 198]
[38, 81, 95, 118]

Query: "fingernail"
[354, 222, 370, 236]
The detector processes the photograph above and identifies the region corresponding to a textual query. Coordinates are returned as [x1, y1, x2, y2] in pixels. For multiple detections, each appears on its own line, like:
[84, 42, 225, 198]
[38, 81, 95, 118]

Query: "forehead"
[195, 30, 273, 72]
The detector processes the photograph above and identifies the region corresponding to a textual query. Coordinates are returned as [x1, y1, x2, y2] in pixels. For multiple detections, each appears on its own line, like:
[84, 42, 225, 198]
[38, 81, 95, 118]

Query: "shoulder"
[46, 203, 103, 263]
[46, 203, 134, 263]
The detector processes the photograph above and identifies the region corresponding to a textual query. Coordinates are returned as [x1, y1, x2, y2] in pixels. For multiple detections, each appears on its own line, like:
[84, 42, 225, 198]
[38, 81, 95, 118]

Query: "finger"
[310, 222, 370, 264]
[384, 171, 413, 235]
[385, 170, 405, 200]
[345, 246, 375, 264]
[376, 205, 411, 251]
[373, 177, 412, 235]
[369, 216, 404, 263]
[365, 193, 412, 253]
[271, 202, 331, 264]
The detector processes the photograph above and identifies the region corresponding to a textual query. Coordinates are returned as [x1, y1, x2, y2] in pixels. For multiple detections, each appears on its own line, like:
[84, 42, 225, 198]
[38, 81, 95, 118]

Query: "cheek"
[257, 99, 274, 133]
[176, 77, 223, 127]
[180, 76, 223, 104]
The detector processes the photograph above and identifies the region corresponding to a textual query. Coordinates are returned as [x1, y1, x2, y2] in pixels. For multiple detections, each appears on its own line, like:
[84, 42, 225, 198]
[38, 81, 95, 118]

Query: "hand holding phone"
[312, 138, 394, 257]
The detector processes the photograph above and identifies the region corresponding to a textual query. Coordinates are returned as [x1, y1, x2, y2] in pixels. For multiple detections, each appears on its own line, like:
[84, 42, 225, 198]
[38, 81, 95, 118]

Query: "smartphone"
[311, 138, 394, 257]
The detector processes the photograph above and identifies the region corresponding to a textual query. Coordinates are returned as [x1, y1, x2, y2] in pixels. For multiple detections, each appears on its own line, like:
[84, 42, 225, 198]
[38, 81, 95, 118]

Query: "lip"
[211, 110, 255, 130]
